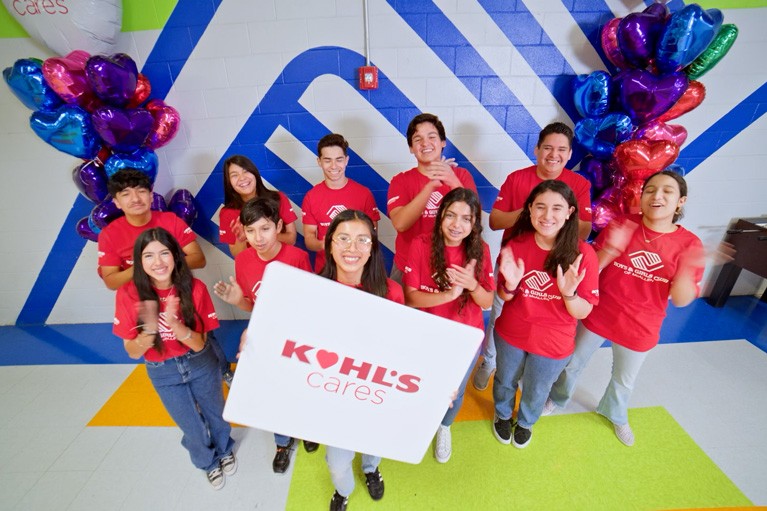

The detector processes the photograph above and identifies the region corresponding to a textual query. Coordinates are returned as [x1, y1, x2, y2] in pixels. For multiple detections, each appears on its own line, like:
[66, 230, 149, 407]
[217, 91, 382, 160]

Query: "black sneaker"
[330, 491, 348, 511]
[513, 424, 532, 448]
[272, 438, 294, 473]
[364, 468, 384, 500]
[303, 440, 319, 453]
[493, 415, 512, 445]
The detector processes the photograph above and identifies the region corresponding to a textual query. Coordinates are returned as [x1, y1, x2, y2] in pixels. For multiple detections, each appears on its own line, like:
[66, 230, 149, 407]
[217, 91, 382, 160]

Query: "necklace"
[641, 223, 669, 243]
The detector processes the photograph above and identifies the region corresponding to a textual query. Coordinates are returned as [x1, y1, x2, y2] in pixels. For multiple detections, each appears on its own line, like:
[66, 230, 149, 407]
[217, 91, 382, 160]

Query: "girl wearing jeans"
[114, 227, 235, 489]
[492, 180, 599, 448]
[403, 188, 494, 463]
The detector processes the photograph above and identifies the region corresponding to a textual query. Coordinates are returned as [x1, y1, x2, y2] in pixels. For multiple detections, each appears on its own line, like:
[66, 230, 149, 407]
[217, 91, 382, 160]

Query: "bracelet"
[563, 291, 578, 301]
[502, 284, 516, 295]
[142, 330, 157, 336]
[469, 283, 479, 293]
[178, 329, 193, 341]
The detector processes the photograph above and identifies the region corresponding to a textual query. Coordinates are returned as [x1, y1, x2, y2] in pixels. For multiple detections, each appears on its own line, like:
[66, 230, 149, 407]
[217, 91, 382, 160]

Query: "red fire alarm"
[358, 66, 378, 90]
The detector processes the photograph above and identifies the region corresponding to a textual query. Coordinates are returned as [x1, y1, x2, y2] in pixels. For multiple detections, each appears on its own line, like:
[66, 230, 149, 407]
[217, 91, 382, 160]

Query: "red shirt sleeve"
[277, 192, 298, 225]
[219, 207, 239, 244]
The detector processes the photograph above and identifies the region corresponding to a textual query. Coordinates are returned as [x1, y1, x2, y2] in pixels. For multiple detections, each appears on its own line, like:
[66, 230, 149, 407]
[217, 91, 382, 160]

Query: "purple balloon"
[3, 58, 63, 111]
[29, 104, 100, 159]
[76, 217, 99, 242]
[616, 69, 688, 124]
[617, 3, 668, 69]
[89, 196, 124, 230]
[91, 106, 153, 152]
[104, 147, 158, 183]
[85, 54, 138, 107]
[168, 189, 197, 227]
[656, 5, 723, 73]
[151, 192, 168, 212]
[579, 156, 614, 195]
[72, 160, 109, 203]
[573, 71, 611, 118]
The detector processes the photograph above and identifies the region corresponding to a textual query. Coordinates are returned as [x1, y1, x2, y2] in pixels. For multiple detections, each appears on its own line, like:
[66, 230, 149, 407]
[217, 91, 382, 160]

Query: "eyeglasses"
[332, 234, 373, 251]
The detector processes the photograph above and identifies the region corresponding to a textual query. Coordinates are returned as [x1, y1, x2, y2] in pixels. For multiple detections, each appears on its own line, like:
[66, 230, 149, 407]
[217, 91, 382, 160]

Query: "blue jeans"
[493, 329, 570, 429]
[549, 323, 650, 426]
[146, 342, 234, 472]
[206, 330, 231, 377]
[325, 446, 380, 497]
[478, 262, 503, 368]
[441, 350, 479, 426]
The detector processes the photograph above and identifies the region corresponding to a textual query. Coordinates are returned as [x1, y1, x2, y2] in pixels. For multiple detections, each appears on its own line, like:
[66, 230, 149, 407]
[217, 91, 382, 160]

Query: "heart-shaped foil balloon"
[3, 58, 63, 111]
[89, 195, 124, 230]
[75, 216, 99, 242]
[633, 120, 688, 147]
[29, 104, 100, 159]
[573, 71, 612, 118]
[575, 113, 633, 159]
[42, 50, 100, 111]
[601, 18, 629, 70]
[72, 160, 109, 203]
[91, 106, 154, 152]
[685, 24, 738, 81]
[616, 69, 688, 124]
[127, 74, 152, 108]
[144, 99, 181, 149]
[656, 4, 723, 73]
[105, 148, 158, 183]
[657, 80, 705, 122]
[617, 3, 669, 69]
[168, 189, 198, 226]
[614, 139, 680, 181]
[85, 53, 138, 107]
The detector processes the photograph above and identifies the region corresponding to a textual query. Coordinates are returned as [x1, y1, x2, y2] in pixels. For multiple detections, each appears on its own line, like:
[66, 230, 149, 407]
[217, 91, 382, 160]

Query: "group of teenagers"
[99, 113, 704, 510]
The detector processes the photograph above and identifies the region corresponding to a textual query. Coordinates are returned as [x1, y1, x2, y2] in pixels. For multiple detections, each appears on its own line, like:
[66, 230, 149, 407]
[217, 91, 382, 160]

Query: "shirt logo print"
[426, 191, 444, 211]
[252, 281, 262, 298]
[629, 251, 664, 272]
[522, 270, 553, 292]
[326, 205, 347, 218]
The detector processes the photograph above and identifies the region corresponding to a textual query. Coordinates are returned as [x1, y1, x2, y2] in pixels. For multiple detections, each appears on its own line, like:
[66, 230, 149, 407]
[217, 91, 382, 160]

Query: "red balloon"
[621, 179, 645, 214]
[614, 139, 679, 181]
[145, 99, 181, 149]
[657, 80, 705, 122]
[127, 73, 152, 108]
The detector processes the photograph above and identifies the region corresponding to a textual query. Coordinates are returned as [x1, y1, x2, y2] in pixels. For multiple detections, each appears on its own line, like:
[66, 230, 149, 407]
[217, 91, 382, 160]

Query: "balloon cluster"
[3, 51, 196, 241]
[573, 3, 738, 230]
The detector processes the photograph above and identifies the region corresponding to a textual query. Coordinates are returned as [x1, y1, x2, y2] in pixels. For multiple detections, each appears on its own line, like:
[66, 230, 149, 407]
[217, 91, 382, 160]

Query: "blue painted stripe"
[565, 0, 616, 71]
[16, 0, 222, 325]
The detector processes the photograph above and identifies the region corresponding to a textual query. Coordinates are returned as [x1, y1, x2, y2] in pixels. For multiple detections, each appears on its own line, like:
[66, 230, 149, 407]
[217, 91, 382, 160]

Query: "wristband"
[179, 329, 193, 341]
[142, 331, 157, 336]
[469, 283, 479, 293]
[502, 284, 516, 295]
[563, 291, 578, 301]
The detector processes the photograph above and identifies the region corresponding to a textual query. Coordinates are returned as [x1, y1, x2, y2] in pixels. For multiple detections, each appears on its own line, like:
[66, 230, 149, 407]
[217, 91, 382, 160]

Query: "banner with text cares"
[223, 262, 484, 464]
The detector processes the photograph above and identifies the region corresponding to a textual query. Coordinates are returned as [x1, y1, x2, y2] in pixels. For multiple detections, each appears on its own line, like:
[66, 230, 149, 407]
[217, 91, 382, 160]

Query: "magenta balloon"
[42, 50, 92, 105]
[72, 160, 109, 203]
[591, 199, 621, 231]
[168, 189, 197, 226]
[616, 69, 688, 124]
[85, 54, 138, 107]
[76, 217, 99, 242]
[145, 99, 181, 149]
[601, 18, 630, 70]
[617, 3, 669, 69]
[634, 119, 688, 146]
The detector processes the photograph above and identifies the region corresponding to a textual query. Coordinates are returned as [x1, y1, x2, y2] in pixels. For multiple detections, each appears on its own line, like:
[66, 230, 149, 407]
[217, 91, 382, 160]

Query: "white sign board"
[223, 262, 483, 464]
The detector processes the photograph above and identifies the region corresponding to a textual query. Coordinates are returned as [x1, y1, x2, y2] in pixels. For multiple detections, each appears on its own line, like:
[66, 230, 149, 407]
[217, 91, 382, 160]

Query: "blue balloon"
[575, 113, 633, 159]
[105, 147, 158, 183]
[3, 58, 63, 111]
[665, 164, 687, 176]
[29, 104, 100, 159]
[656, 4, 723, 73]
[573, 71, 611, 118]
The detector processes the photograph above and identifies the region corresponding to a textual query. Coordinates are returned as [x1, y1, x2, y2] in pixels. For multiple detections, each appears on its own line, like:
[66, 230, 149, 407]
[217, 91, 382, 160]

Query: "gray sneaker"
[541, 397, 557, 416]
[472, 360, 495, 391]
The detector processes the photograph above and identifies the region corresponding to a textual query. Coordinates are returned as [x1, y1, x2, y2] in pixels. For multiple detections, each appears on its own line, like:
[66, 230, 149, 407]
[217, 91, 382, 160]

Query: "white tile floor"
[0, 339, 765, 510]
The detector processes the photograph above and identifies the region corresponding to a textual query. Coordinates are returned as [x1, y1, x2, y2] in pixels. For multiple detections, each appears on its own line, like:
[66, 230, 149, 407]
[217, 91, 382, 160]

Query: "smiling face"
[641, 173, 686, 225]
[529, 189, 574, 244]
[227, 163, 257, 200]
[141, 240, 175, 288]
[318, 145, 349, 189]
[244, 217, 282, 260]
[534, 133, 572, 179]
[409, 121, 446, 165]
[440, 200, 474, 247]
[112, 185, 152, 222]
[330, 219, 373, 284]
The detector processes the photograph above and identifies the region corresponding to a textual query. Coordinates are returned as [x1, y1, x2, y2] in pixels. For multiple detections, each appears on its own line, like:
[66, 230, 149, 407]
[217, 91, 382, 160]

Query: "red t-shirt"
[218, 191, 298, 244]
[494, 233, 600, 359]
[341, 278, 405, 305]
[583, 214, 704, 352]
[493, 166, 592, 243]
[98, 211, 196, 270]
[387, 166, 477, 271]
[234, 243, 312, 306]
[403, 234, 495, 330]
[301, 179, 380, 272]
[113, 278, 220, 362]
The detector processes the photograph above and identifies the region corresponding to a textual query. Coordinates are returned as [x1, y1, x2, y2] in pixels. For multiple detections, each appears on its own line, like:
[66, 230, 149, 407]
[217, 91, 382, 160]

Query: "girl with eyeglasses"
[113, 227, 236, 490]
[402, 187, 494, 463]
[492, 180, 600, 449]
[318, 209, 404, 511]
[543, 171, 704, 446]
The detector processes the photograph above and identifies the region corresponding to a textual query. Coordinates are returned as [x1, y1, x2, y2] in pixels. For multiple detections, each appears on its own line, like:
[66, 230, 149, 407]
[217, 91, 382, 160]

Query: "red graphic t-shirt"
[234, 244, 311, 306]
[219, 191, 298, 244]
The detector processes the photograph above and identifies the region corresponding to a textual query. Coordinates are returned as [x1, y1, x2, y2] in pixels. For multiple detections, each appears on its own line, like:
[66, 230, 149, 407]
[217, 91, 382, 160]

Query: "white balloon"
[2, 0, 122, 56]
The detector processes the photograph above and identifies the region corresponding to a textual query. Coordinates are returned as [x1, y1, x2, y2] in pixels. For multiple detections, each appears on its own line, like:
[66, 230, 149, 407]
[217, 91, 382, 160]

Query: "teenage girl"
[492, 180, 599, 449]
[543, 170, 704, 446]
[319, 210, 404, 511]
[403, 187, 494, 463]
[113, 227, 236, 490]
[219, 154, 298, 257]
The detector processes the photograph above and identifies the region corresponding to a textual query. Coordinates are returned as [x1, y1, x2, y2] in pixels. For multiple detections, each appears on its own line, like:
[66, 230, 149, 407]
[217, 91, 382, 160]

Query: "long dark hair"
[132, 227, 199, 352]
[643, 170, 687, 223]
[319, 210, 388, 298]
[223, 154, 280, 209]
[508, 180, 580, 276]
[430, 188, 484, 313]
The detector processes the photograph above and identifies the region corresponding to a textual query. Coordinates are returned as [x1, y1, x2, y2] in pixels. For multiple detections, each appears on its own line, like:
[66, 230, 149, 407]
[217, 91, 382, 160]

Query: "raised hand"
[498, 245, 524, 291]
[137, 300, 159, 333]
[164, 295, 182, 327]
[425, 157, 461, 188]
[556, 253, 585, 297]
[604, 218, 638, 256]
[213, 276, 244, 305]
[448, 258, 479, 292]
[230, 217, 246, 243]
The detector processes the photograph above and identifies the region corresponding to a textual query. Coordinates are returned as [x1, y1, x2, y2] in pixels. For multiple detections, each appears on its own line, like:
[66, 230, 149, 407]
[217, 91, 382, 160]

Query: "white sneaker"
[220, 451, 237, 476]
[614, 423, 635, 446]
[206, 466, 225, 490]
[472, 360, 495, 391]
[435, 425, 452, 463]
[541, 397, 557, 416]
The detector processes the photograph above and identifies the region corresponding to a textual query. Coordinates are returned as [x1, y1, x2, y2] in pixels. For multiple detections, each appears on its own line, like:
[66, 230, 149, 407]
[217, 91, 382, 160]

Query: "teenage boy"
[213, 197, 319, 473]
[98, 169, 232, 385]
[302, 133, 380, 273]
[472, 122, 593, 391]
[387, 113, 477, 283]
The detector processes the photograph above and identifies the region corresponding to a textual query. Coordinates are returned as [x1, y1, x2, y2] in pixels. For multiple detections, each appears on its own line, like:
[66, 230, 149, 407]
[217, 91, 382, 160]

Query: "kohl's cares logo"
[629, 251, 664, 272]
[281, 340, 421, 406]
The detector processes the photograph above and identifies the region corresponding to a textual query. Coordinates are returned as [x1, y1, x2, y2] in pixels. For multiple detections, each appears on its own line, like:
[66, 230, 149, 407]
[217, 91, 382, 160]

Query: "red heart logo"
[316, 350, 339, 369]
[658, 81, 706, 122]
[614, 139, 679, 181]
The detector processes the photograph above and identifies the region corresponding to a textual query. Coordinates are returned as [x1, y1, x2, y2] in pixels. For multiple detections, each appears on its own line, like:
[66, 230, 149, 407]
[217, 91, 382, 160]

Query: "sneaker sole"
[512, 433, 532, 449]
[222, 464, 237, 476]
[435, 449, 451, 463]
